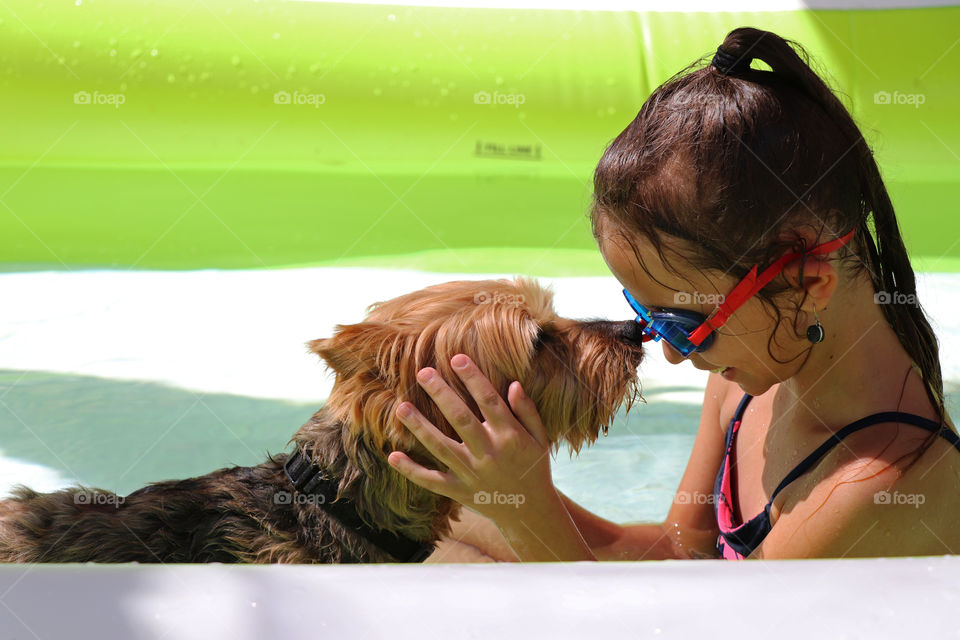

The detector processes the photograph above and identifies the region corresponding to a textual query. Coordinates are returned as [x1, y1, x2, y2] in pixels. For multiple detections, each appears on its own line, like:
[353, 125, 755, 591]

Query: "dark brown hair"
[590, 27, 946, 445]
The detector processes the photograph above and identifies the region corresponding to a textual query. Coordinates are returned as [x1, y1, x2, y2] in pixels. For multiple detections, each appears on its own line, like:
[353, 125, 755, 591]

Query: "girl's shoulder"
[759, 371, 960, 557]
[715, 376, 767, 437]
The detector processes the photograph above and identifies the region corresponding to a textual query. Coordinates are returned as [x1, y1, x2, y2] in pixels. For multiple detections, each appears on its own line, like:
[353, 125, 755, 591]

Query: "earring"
[806, 305, 825, 344]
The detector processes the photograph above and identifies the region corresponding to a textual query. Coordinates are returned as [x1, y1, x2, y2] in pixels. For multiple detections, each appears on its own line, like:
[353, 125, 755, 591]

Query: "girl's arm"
[388, 355, 599, 562]
[427, 372, 733, 562]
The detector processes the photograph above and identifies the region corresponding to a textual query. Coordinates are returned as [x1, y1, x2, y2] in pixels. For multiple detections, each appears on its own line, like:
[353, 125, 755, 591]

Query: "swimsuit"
[714, 393, 960, 559]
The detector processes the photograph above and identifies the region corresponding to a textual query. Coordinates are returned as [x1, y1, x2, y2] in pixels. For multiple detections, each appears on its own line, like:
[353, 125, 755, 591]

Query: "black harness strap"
[283, 448, 434, 563]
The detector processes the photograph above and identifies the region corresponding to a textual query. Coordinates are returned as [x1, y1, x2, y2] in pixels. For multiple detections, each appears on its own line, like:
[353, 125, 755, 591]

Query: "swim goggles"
[622, 227, 856, 357]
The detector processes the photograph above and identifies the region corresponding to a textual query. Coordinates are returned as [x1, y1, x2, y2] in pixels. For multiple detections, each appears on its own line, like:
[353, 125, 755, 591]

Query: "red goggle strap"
[686, 228, 856, 346]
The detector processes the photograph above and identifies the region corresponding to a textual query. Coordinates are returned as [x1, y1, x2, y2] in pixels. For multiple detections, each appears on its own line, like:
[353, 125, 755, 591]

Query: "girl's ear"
[780, 255, 838, 311]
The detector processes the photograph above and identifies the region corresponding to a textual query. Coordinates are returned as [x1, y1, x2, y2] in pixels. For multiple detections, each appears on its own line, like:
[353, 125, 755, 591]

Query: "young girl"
[387, 27, 960, 561]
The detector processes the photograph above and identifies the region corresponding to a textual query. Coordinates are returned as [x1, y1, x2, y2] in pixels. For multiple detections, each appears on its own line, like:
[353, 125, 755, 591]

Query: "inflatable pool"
[3, 0, 959, 274]
[1, 0, 959, 637]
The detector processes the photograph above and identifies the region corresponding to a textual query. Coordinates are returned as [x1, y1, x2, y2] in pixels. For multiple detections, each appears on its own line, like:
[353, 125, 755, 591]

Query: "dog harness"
[283, 448, 435, 563]
[715, 393, 960, 559]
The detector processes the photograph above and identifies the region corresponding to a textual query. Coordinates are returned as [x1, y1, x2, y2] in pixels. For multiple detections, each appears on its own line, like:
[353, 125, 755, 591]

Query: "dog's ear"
[307, 322, 404, 379]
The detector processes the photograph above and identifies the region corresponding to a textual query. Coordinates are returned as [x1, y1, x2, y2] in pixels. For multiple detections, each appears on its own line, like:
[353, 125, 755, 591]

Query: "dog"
[0, 277, 643, 563]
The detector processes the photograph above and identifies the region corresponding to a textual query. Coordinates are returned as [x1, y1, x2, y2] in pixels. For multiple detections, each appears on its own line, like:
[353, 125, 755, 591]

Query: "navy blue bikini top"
[713, 393, 960, 559]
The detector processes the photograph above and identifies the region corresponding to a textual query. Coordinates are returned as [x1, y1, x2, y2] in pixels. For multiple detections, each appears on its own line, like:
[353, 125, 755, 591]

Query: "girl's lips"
[710, 366, 734, 379]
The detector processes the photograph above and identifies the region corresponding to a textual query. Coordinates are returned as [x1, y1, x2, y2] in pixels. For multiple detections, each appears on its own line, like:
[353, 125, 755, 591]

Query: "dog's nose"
[614, 320, 645, 346]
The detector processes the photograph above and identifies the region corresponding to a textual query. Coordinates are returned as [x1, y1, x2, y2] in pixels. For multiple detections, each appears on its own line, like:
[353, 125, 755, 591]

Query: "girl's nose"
[662, 341, 686, 365]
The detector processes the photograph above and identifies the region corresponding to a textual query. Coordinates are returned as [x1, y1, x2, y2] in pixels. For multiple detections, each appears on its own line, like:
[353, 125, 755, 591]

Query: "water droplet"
[109, 49, 117, 57]
[150, 48, 158, 57]
[387, 13, 396, 21]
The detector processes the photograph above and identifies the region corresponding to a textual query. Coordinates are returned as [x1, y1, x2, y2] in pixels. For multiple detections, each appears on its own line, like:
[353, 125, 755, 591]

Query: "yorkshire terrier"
[0, 277, 643, 563]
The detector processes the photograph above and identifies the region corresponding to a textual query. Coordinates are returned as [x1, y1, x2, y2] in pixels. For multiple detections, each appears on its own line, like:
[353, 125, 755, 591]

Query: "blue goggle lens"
[621, 289, 714, 356]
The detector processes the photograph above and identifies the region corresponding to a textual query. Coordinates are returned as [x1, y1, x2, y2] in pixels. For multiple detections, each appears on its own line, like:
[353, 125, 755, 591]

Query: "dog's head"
[308, 277, 644, 457]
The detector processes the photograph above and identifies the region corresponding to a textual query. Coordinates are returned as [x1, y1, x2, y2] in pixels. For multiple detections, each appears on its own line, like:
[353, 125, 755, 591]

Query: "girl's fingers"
[395, 401, 473, 478]
[387, 451, 460, 498]
[507, 380, 551, 450]
[414, 366, 489, 454]
[449, 354, 519, 428]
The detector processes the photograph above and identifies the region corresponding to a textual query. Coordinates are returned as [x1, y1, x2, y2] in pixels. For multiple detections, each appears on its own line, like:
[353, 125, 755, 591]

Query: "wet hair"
[590, 27, 946, 451]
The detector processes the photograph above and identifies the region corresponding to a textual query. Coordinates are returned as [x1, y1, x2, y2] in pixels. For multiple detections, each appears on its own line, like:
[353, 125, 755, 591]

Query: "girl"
[387, 27, 960, 560]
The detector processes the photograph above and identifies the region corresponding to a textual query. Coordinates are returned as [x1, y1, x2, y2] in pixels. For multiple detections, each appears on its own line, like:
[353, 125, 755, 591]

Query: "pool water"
[1, 268, 959, 524]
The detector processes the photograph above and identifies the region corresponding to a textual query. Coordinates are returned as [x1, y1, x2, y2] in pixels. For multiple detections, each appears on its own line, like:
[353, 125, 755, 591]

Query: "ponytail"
[715, 28, 944, 429]
[592, 26, 947, 447]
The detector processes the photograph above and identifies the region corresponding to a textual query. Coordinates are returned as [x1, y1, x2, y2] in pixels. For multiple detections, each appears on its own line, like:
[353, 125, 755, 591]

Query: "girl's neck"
[776, 278, 921, 435]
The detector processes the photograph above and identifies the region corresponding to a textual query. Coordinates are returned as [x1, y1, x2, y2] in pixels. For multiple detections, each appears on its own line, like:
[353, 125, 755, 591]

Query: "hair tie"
[712, 46, 753, 75]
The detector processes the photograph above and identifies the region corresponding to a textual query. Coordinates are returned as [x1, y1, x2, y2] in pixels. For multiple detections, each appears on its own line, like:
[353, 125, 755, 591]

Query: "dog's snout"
[614, 320, 645, 346]
[580, 319, 645, 347]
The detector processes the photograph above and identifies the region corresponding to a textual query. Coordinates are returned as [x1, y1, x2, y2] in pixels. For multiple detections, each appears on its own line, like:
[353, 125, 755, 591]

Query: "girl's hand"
[386, 353, 556, 526]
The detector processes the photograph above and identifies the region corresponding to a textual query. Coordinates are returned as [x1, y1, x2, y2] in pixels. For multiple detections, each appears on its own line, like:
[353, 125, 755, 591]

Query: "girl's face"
[599, 229, 809, 396]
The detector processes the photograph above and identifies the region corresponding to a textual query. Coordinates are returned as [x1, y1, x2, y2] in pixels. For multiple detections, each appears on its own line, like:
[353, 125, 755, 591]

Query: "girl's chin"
[709, 367, 773, 396]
